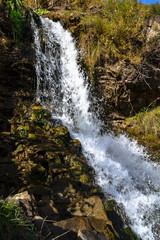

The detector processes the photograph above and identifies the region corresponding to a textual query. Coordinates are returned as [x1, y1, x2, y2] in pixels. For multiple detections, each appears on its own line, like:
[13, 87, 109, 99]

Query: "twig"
[52, 230, 71, 240]
[44, 231, 52, 240]
[148, 97, 160, 109]
[40, 216, 48, 239]
[80, 3, 108, 15]
[132, 63, 152, 89]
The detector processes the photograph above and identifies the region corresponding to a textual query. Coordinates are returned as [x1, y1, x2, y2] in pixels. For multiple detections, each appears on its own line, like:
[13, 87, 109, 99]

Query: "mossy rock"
[72, 139, 82, 152]
[79, 173, 90, 183]
[28, 133, 47, 140]
[124, 227, 137, 240]
[103, 199, 117, 212]
[13, 144, 24, 155]
[30, 103, 52, 129]
[50, 126, 70, 139]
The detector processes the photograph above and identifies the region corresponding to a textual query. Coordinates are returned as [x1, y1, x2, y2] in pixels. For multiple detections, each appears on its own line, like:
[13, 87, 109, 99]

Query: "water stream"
[32, 16, 160, 240]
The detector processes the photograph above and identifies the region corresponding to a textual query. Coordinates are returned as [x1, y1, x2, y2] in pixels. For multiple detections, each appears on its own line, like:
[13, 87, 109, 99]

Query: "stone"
[68, 195, 109, 220]
[34, 216, 51, 238]
[78, 229, 97, 240]
[78, 230, 108, 240]
[68, 196, 118, 239]
[39, 199, 59, 218]
[53, 217, 92, 233]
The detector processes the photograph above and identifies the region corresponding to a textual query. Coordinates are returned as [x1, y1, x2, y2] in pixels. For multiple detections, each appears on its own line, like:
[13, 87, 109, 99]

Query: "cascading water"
[32, 15, 160, 240]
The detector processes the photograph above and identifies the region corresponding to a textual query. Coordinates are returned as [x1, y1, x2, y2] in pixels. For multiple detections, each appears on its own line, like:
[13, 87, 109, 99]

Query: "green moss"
[10, 9, 23, 41]
[124, 227, 137, 240]
[80, 173, 89, 183]
[103, 199, 117, 212]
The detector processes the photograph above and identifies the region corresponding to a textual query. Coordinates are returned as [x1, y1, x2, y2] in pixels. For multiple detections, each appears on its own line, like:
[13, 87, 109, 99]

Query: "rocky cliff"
[0, 2, 138, 240]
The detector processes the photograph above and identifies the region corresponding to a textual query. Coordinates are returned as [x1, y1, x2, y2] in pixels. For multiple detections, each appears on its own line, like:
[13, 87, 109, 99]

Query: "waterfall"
[32, 16, 160, 240]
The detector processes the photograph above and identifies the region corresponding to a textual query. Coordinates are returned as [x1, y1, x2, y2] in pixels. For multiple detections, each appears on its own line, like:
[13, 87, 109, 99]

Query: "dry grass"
[127, 106, 160, 138]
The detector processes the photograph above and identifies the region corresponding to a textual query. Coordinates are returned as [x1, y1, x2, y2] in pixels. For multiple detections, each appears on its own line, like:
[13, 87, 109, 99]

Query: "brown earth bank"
[0, 3, 139, 240]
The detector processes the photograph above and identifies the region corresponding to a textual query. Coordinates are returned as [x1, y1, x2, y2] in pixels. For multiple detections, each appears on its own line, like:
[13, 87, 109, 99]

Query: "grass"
[127, 106, 160, 137]
[23, 0, 160, 78]
[124, 106, 160, 157]
[0, 198, 36, 240]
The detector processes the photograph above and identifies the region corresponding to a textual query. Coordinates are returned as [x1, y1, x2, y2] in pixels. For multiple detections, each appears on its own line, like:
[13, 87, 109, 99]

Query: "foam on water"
[32, 16, 160, 240]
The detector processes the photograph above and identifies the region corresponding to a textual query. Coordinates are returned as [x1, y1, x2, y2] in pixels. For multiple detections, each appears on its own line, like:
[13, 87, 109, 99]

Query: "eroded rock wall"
[0, 6, 36, 132]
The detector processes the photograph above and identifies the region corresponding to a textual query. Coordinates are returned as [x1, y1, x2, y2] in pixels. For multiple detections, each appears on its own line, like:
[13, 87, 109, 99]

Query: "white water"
[32, 16, 160, 240]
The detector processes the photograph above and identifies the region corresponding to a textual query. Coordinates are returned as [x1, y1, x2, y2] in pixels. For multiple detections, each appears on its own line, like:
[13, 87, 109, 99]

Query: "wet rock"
[38, 198, 59, 219]
[34, 216, 51, 238]
[78, 230, 107, 240]
[71, 139, 82, 153]
[68, 195, 109, 220]
[68, 196, 118, 239]
[53, 217, 92, 232]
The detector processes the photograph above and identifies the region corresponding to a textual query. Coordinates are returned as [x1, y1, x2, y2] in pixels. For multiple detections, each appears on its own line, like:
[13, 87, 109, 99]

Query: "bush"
[150, 2, 160, 15]
[10, 9, 23, 41]
[3, 0, 24, 41]
[4, 0, 24, 11]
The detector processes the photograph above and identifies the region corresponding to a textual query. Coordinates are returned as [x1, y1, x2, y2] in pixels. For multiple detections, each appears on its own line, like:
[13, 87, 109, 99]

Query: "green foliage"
[0, 199, 23, 224]
[10, 9, 23, 41]
[36, 8, 49, 16]
[3, 0, 24, 41]
[150, 2, 160, 15]
[4, 0, 24, 11]
[0, 198, 35, 240]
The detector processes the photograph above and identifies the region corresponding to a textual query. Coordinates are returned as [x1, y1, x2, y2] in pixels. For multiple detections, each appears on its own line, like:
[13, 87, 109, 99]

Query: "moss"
[124, 227, 137, 240]
[80, 173, 89, 183]
[103, 199, 117, 212]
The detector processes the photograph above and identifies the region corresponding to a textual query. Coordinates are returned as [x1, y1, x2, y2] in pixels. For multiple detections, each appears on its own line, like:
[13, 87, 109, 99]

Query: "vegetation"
[10, 9, 23, 41]
[79, 0, 147, 71]
[123, 106, 160, 156]
[4, 0, 24, 11]
[3, 0, 24, 41]
[36, 8, 49, 16]
[127, 106, 160, 138]
[150, 1, 160, 15]
[29, 0, 160, 77]
[0, 198, 35, 240]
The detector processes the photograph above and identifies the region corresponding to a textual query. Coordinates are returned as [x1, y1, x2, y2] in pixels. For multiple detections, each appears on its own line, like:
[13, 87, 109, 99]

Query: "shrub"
[4, 0, 24, 11]
[3, 0, 24, 41]
[10, 9, 23, 41]
[150, 2, 160, 15]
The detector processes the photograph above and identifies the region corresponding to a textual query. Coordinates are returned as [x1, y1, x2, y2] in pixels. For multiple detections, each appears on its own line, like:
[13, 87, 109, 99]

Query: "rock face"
[0, 6, 36, 132]
[0, 6, 36, 197]
[94, 58, 160, 119]
[0, 4, 139, 240]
